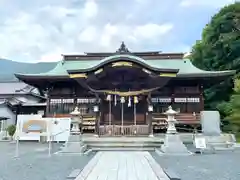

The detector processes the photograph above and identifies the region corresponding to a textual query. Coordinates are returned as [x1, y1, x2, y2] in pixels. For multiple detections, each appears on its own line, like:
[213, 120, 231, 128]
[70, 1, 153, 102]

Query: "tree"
[226, 79, 240, 133]
[191, 2, 240, 112]
[7, 124, 16, 140]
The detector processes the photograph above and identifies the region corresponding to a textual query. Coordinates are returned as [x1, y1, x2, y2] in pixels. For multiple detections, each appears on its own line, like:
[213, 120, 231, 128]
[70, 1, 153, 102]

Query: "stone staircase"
[83, 137, 163, 151]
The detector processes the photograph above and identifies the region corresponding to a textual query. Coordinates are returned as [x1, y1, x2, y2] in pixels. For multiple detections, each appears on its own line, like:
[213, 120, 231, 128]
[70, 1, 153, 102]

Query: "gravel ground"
[151, 148, 240, 180]
[0, 142, 95, 180]
[1, 141, 240, 180]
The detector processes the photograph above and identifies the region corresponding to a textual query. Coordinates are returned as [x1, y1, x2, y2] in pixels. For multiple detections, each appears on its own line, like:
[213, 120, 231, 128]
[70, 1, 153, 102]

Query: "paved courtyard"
[0, 142, 94, 180]
[0, 141, 240, 180]
[151, 149, 240, 180]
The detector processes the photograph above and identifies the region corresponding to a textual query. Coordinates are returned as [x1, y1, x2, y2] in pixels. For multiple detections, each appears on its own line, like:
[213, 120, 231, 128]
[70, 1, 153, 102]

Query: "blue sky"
[0, 0, 236, 62]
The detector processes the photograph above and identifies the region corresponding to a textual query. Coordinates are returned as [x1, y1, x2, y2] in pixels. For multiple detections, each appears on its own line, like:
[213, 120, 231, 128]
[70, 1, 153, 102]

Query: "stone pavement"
[0, 142, 94, 180]
[151, 149, 240, 180]
[75, 151, 170, 180]
[1, 141, 240, 180]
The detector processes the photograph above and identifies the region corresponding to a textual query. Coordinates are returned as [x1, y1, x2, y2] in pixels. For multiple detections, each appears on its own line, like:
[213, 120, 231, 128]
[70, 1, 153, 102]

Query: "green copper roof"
[15, 54, 235, 78]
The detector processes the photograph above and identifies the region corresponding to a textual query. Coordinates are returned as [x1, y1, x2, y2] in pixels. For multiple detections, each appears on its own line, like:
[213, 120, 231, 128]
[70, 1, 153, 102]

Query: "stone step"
[87, 143, 161, 148]
[83, 140, 163, 144]
[91, 147, 155, 151]
[208, 143, 235, 150]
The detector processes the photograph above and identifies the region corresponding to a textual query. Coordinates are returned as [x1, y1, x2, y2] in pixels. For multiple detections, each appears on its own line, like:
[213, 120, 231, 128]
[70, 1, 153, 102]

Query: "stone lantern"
[161, 106, 191, 155]
[59, 107, 86, 154]
[70, 107, 82, 135]
[163, 106, 178, 134]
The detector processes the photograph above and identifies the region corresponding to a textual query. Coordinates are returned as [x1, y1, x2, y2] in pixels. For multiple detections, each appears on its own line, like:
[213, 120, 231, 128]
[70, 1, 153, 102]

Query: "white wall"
[0, 104, 16, 127]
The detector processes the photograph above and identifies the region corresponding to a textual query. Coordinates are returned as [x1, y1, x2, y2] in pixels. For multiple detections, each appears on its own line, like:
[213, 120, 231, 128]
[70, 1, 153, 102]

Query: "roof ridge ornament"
[116, 41, 130, 54]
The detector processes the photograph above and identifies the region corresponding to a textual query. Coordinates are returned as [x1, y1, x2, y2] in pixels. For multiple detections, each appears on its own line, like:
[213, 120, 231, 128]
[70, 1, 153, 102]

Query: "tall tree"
[226, 79, 240, 133]
[191, 2, 240, 112]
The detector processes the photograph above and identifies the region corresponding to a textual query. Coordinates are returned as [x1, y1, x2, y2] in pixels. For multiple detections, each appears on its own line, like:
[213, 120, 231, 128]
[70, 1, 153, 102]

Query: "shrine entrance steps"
[82, 136, 163, 151]
[98, 125, 150, 136]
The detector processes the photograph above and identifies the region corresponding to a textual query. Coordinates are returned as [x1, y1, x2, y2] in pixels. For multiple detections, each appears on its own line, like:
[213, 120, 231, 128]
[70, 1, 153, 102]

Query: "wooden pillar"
[45, 88, 50, 117]
[95, 111, 100, 136]
[147, 93, 153, 136]
[171, 86, 175, 109]
[94, 94, 101, 136]
[200, 85, 204, 111]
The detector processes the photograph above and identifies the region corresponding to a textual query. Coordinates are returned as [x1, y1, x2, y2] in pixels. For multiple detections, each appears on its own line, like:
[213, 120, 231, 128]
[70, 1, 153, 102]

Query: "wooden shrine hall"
[15, 42, 235, 136]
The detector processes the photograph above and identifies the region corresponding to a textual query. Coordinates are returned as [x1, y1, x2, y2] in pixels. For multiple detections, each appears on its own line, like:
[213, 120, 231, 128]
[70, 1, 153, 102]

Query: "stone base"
[149, 134, 154, 137]
[161, 134, 192, 155]
[59, 134, 87, 154]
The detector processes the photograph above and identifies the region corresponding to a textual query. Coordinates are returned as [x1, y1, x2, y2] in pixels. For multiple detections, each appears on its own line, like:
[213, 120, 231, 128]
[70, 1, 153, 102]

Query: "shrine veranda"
[15, 42, 235, 136]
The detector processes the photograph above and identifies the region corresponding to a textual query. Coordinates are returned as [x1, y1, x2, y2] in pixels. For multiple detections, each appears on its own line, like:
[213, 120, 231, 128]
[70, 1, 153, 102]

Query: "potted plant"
[7, 124, 16, 140]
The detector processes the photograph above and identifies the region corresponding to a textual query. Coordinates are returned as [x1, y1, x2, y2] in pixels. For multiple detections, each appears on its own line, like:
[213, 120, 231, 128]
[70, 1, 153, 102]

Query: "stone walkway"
[75, 151, 169, 180]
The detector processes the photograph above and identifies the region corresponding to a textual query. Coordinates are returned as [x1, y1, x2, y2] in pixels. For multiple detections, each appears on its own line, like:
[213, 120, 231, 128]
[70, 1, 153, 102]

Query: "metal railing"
[47, 128, 70, 156]
[49, 128, 70, 142]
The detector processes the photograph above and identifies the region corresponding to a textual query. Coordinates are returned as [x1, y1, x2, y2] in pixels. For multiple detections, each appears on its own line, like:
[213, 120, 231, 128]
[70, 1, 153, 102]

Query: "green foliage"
[224, 79, 240, 133]
[236, 134, 240, 142]
[191, 2, 240, 112]
[217, 101, 232, 117]
[7, 124, 16, 137]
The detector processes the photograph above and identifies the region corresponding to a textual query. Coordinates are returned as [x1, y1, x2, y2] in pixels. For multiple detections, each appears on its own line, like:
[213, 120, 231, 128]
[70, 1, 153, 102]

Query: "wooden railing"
[152, 113, 200, 125]
[47, 114, 71, 118]
[99, 125, 149, 136]
[176, 113, 200, 124]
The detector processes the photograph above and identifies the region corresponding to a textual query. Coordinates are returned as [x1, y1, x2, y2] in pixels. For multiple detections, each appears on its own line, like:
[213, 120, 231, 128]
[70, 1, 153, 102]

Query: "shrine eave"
[14, 74, 69, 80]
[14, 69, 235, 82]
[14, 74, 70, 88]
[176, 70, 236, 78]
[14, 53, 236, 88]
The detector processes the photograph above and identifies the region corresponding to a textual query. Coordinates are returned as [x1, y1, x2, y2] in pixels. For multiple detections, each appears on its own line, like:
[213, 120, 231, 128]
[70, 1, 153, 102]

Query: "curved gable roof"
[67, 54, 178, 73]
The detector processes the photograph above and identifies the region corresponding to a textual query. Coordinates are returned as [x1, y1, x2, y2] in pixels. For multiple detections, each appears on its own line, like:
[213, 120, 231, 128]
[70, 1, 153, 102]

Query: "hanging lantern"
[148, 105, 153, 112]
[134, 96, 138, 104]
[128, 96, 131, 107]
[106, 94, 111, 101]
[120, 97, 125, 103]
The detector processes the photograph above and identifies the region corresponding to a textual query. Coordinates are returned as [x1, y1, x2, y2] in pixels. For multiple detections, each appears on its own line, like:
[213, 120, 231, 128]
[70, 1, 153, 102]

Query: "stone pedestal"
[58, 107, 86, 155]
[60, 134, 87, 154]
[161, 134, 191, 155]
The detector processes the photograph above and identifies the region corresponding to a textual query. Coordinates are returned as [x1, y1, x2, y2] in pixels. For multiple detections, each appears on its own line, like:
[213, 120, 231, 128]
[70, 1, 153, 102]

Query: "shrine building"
[15, 42, 235, 136]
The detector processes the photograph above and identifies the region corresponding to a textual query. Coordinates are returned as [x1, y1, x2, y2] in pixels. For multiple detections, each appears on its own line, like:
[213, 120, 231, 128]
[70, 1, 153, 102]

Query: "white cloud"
[82, 0, 98, 19]
[97, 22, 173, 50]
[180, 0, 235, 8]
[39, 6, 77, 19]
[0, 15, 174, 61]
[133, 23, 173, 40]
[0, 0, 100, 62]
[0, 12, 49, 60]
[1, 0, 220, 62]
[78, 26, 97, 43]
[39, 50, 62, 62]
[99, 24, 118, 48]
